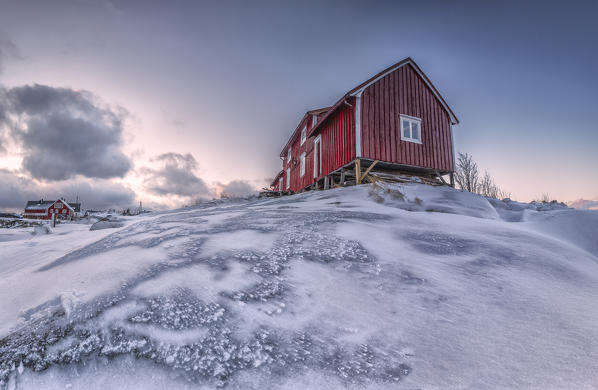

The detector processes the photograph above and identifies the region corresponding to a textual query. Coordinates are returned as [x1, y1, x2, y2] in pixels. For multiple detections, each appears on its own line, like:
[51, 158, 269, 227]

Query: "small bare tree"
[455, 152, 509, 199]
[535, 193, 552, 203]
[478, 170, 510, 199]
[454, 152, 479, 193]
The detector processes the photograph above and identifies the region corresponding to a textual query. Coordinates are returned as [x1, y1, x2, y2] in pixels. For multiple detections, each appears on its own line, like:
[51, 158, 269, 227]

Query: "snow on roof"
[24, 199, 77, 212]
[24, 200, 55, 211]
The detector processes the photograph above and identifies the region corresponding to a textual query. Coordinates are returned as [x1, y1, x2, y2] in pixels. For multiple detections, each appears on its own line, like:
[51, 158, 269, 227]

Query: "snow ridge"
[1, 183, 597, 389]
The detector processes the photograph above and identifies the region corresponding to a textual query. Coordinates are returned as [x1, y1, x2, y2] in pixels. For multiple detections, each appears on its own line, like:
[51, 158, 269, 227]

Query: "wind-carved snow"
[1, 183, 597, 389]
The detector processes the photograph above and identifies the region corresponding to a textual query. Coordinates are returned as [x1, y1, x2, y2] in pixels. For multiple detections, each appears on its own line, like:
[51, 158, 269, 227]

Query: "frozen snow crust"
[1, 183, 597, 389]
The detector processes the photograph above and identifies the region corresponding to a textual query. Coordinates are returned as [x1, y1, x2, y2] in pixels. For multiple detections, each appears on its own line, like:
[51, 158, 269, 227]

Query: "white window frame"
[287, 147, 292, 165]
[400, 114, 422, 144]
[299, 152, 306, 177]
[300, 126, 307, 145]
[286, 168, 291, 189]
[313, 135, 322, 178]
[278, 177, 283, 191]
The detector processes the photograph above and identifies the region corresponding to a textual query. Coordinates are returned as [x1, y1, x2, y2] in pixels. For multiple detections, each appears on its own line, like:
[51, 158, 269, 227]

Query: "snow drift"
[0, 183, 597, 389]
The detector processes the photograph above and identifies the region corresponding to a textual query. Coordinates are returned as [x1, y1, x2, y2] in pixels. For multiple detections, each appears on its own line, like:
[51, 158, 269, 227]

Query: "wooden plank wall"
[285, 114, 316, 192]
[361, 64, 454, 172]
[318, 100, 356, 179]
[284, 103, 355, 192]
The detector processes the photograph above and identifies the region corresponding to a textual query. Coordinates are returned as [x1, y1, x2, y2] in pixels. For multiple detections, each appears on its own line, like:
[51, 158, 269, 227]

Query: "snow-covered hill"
[1, 183, 597, 389]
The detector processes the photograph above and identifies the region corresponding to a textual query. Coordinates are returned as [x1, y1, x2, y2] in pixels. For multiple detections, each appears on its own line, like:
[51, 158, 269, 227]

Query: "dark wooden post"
[52, 212, 56, 228]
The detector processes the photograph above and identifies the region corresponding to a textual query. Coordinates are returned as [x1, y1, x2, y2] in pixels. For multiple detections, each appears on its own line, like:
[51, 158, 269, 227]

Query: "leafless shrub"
[455, 152, 510, 199]
[454, 152, 479, 193]
[533, 193, 554, 203]
[478, 170, 510, 199]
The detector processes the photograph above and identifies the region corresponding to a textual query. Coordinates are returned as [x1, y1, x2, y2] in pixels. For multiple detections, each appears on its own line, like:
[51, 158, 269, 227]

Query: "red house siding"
[24, 200, 73, 220]
[276, 58, 457, 193]
[317, 100, 355, 180]
[360, 63, 454, 172]
[283, 115, 316, 192]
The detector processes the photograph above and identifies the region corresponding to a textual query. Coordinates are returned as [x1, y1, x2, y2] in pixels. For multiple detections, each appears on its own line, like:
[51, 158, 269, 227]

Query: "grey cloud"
[0, 37, 20, 73]
[2, 84, 131, 180]
[141, 152, 213, 198]
[217, 180, 258, 198]
[57, 181, 136, 210]
[0, 170, 38, 209]
[0, 89, 7, 153]
[0, 169, 135, 211]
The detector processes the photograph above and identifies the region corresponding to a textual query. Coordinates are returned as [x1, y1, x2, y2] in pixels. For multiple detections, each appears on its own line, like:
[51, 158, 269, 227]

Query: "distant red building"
[271, 57, 459, 192]
[23, 199, 76, 220]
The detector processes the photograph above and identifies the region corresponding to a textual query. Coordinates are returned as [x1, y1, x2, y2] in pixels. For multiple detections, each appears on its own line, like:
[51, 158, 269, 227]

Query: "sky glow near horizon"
[0, 0, 596, 210]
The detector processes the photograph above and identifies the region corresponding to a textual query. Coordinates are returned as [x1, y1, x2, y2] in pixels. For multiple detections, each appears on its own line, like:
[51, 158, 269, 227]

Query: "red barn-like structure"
[23, 199, 75, 220]
[271, 57, 459, 193]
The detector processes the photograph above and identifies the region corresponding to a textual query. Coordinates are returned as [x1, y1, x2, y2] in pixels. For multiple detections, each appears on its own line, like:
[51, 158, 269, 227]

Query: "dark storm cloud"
[2, 84, 131, 180]
[141, 152, 213, 198]
[217, 180, 258, 198]
[0, 169, 38, 209]
[0, 169, 135, 211]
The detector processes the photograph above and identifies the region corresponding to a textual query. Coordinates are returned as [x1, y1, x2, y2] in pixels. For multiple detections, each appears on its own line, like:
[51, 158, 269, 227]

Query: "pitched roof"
[270, 170, 284, 186]
[24, 199, 77, 212]
[24, 200, 54, 210]
[307, 106, 332, 116]
[279, 106, 331, 157]
[308, 57, 459, 138]
[57, 200, 75, 212]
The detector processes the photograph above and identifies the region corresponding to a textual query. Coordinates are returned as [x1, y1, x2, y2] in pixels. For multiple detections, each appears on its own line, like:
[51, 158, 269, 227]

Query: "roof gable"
[25, 200, 54, 210]
[24, 199, 75, 212]
[279, 106, 330, 157]
[308, 57, 458, 138]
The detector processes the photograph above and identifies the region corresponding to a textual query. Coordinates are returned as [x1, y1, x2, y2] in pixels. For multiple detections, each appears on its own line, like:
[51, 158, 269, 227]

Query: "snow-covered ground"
[1, 183, 597, 389]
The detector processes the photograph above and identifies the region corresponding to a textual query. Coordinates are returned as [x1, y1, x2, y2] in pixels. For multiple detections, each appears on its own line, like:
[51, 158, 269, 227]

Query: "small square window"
[400, 115, 422, 144]
[300, 126, 307, 145]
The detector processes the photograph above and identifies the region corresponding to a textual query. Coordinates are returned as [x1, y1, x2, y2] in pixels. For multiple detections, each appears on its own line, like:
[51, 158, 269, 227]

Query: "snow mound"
[1, 183, 597, 389]
[367, 182, 500, 219]
[90, 219, 125, 231]
[31, 225, 51, 235]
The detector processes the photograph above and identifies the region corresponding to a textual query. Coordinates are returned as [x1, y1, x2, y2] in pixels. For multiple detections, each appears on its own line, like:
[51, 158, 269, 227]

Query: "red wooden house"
[23, 199, 76, 220]
[271, 57, 458, 192]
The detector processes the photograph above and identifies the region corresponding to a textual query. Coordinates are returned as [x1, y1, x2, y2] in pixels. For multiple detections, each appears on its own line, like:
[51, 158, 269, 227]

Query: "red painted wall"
[317, 100, 355, 180]
[283, 103, 356, 192]
[282, 114, 316, 192]
[24, 200, 73, 220]
[360, 63, 454, 172]
[280, 62, 454, 192]
[49, 200, 72, 219]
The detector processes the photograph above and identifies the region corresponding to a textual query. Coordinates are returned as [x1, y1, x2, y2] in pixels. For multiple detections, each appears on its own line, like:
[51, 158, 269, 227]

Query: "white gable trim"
[349, 59, 458, 125]
[354, 92, 362, 158]
[450, 123, 456, 172]
[53, 200, 75, 212]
